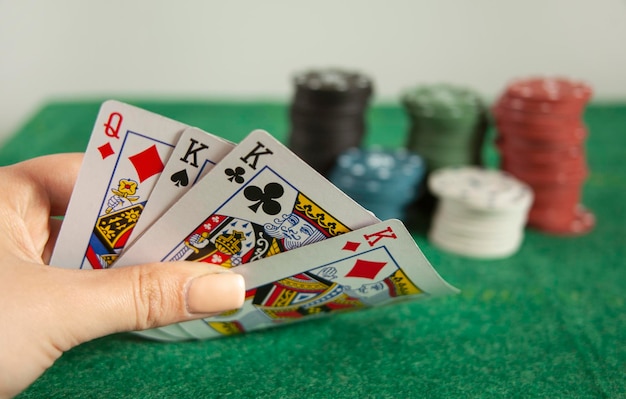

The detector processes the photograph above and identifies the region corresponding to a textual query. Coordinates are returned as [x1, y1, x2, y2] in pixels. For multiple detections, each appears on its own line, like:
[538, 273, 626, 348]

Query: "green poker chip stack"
[401, 84, 488, 171]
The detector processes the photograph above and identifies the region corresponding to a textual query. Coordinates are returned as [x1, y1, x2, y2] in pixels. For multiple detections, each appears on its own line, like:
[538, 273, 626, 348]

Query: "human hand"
[0, 154, 245, 398]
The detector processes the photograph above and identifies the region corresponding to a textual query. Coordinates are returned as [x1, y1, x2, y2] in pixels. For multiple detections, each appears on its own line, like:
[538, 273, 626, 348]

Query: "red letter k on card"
[364, 226, 397, 247]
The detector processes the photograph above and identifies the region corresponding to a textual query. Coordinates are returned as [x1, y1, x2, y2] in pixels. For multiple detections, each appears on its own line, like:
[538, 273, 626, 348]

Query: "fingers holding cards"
[49, 101, 458, 342]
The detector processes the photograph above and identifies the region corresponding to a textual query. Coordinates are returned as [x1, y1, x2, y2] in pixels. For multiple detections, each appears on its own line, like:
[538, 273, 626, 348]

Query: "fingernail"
[186, 273, 245, 314]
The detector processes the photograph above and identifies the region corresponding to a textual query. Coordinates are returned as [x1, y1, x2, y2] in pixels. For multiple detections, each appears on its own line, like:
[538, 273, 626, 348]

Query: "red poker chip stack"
[492, 77, 595, 235]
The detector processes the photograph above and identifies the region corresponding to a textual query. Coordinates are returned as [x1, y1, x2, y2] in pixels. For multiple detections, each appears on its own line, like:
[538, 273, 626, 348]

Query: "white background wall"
[2, 0, 626, 142]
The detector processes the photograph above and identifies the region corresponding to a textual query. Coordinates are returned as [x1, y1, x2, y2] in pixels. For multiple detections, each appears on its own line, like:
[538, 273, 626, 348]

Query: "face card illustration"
[124, 127, 235, 248]
[114, 129, 380, 269]
[50, 100, 192, 269]
[176, 219, 459, 340]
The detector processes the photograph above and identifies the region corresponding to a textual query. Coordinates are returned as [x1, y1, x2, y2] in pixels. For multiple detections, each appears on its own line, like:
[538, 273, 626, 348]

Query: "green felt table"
[2, 100, 625, 398]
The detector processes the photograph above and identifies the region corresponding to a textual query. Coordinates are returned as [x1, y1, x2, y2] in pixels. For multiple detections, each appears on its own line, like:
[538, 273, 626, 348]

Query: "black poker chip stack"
[288, 68, 374, 176]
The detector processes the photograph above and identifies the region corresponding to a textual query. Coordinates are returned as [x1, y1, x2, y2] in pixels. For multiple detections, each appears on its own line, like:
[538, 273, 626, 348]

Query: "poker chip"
[401, 83, 488, 172]
[493, 76, 595, 235]
[288, 67, 374, 176]
[501, 77, 592, 114]
[328, 147, 425, 221]
[427, 166, 533, 259]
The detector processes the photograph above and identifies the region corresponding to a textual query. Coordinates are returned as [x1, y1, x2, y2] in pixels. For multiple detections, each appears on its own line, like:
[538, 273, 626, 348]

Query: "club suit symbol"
[225, 167, 246, 183]
[244, 182, 284, 215]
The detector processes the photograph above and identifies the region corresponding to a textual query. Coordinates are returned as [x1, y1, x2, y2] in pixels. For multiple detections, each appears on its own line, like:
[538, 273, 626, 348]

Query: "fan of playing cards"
[50, 100, 458, 341]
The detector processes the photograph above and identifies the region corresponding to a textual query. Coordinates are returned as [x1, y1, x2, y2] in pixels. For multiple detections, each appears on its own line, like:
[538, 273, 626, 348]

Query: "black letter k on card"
[240, 141, 273, 170]
[180, 138, 209, 168]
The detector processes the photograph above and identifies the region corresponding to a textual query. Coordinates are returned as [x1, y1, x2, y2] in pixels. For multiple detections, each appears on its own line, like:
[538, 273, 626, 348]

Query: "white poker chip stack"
[427, 166, 533, 259]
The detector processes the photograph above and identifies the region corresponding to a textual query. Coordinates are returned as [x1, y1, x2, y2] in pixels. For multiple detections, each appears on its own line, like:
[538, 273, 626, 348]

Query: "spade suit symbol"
[171, 169, 189, 187]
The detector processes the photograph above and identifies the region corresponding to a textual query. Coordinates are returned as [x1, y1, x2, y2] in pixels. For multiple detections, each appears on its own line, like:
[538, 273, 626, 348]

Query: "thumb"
[57, 262, 245, 345]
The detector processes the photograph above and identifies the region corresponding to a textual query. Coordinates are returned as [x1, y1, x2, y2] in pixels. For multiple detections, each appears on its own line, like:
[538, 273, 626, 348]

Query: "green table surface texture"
[2, 100, 625, 398]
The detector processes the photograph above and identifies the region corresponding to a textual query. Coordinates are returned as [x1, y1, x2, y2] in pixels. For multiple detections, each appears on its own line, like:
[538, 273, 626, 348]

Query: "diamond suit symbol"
[98, 142, 115, 159]
[342, 241, 361, 252]
[128, 145, 164, 183]
[345, 259, 387, 280]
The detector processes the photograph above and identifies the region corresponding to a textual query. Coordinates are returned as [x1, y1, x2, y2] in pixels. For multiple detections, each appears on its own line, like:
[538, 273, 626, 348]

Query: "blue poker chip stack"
[328, 147, 425, 221]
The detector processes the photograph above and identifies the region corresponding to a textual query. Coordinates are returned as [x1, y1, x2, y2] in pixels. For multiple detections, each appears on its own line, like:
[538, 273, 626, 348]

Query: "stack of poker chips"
[328, 147, 425, 221]
[401, 84, 488, 172]
[288, 68, 373, 176]
[428, 166, 533, 259]
[493, 77, 595, 235]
